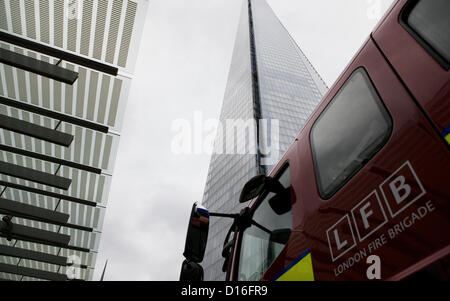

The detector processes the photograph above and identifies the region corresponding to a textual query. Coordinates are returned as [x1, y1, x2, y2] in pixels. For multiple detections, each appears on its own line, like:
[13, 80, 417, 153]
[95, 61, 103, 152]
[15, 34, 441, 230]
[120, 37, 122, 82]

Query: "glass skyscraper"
[201, 0, 328, 281]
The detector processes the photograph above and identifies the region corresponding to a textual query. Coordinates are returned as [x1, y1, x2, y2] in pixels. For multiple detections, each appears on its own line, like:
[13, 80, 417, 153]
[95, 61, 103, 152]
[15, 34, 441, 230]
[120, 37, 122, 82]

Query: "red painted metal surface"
[373, 0, 450, 133]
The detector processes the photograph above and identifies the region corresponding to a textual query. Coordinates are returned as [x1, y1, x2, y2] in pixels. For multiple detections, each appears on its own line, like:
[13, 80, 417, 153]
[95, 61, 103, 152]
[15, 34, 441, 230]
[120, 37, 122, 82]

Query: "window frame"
[310, 67, 393, 200]
[232, 161, 292, 281]
[399, 0, 450, 70]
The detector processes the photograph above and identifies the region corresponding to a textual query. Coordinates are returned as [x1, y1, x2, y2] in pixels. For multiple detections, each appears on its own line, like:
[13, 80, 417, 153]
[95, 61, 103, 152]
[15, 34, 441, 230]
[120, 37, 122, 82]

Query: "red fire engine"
[181, 0, 450, 281]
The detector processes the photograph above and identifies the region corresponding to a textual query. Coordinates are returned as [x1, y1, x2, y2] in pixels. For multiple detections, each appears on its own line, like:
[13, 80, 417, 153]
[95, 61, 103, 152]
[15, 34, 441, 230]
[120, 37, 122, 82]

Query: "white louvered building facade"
[0, 0, 148, 281]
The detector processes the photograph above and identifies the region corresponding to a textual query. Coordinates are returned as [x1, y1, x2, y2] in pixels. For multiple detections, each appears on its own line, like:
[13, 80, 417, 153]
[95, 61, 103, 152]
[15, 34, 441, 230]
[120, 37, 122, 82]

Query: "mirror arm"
[209, 212, 239, 219]
[250, 220, 271, 235]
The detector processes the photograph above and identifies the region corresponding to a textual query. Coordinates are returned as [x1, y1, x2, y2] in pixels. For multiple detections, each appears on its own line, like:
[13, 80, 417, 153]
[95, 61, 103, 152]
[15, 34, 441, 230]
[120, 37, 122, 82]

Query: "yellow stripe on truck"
[442, 126, 450, 145]
[273, 249, 315, 281]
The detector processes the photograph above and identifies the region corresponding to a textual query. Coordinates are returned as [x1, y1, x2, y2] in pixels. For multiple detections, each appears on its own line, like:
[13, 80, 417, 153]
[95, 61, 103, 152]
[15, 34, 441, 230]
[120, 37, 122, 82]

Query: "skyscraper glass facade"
[201, 0, 256, 281]
[201, 0, 328, 280]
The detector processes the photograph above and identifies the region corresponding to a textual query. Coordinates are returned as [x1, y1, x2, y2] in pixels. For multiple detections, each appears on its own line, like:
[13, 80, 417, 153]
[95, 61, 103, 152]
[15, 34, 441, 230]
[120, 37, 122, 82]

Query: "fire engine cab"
[180, 0, 450, 281]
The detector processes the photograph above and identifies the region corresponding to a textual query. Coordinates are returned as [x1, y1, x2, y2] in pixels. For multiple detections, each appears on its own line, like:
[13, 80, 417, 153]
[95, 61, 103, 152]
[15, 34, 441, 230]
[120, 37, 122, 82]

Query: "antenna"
[100, 260, 108, 281]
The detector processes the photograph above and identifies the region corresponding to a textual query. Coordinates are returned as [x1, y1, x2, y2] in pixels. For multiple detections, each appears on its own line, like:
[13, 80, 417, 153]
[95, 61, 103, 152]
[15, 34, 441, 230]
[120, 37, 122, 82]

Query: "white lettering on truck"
[326, 161, 433, 278]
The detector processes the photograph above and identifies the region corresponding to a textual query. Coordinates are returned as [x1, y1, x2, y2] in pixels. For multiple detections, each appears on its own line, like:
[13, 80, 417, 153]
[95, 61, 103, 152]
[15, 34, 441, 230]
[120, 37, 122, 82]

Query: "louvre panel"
[67, 15, 77, 52]
[39, 0, 50, 44]
[86, 71, 98, 121]
[0, 271, 22, 281]
[15, 53, 27, 101]
[18, 259, 59, 274]
[0, 45, 126, 131]
[107, 78, 122, 126]
[2, 65, 16, 99]
[10, 0, 22, 35]
[0, 254, 19, 266]
[105, 0, 123, 64]
[96, 74, 110, 124]
[24, 0, 37, 40]
[0, 71, 4, 95]
[75, 68, 86, 117]
[21, 276, 46, 281]
[117, 1, 137, 67]
[93, 0, 108, 60]
[1, 187, 59, 212]
[1, 0, 141, 99]
[53, 0, 64, 48]
[0, 0, 146, 282]
[0, 1, 7, 31]
[80, 0, 93, 56]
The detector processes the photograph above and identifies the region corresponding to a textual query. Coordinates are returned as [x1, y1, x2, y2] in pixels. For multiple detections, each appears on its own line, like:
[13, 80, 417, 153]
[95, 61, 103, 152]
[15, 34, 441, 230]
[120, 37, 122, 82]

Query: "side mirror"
[239, 175, 284, 203]
[269, 228, 292, 245]
[180, 259, 204, 281]
[183, 203, 210, 263]
[268, 187, 292, 215]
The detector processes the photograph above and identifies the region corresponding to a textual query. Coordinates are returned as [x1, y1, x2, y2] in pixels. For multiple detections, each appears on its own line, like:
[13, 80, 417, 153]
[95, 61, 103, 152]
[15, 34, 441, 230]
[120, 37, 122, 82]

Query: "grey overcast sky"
[92, 0, 394, 281]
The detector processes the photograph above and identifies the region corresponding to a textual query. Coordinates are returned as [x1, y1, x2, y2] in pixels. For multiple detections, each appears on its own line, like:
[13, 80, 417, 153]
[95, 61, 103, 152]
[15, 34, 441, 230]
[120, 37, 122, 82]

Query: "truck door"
[373, 0, 450, 142]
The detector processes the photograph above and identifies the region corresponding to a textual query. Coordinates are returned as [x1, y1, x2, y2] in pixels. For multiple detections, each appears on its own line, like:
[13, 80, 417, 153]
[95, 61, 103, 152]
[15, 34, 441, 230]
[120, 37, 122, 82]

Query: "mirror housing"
[239, 175, 266, 203]
[180, 259, 204, 281]
[183, 203, 210, 263]
[268, 187, 292, 215]
[269, 228, 292, 245]
[239, 175, 284, 203]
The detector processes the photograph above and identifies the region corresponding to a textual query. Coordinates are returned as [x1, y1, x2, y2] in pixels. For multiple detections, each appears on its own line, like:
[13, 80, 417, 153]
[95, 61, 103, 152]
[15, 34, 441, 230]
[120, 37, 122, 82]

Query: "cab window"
[237, 164, 292, 281]
[310, 68, 392, 199]
[401, 0, 450, 69]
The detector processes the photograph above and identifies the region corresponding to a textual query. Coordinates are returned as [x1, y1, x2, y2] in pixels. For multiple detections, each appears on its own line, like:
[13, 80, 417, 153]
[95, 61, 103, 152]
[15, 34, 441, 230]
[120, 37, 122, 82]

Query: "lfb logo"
[326, 161, 426, 270]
